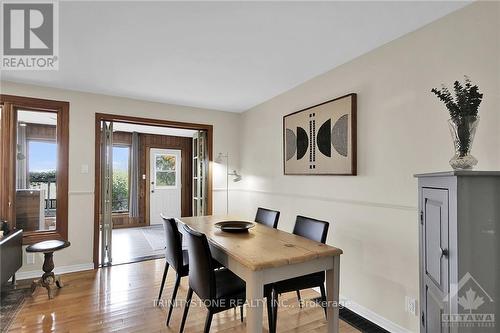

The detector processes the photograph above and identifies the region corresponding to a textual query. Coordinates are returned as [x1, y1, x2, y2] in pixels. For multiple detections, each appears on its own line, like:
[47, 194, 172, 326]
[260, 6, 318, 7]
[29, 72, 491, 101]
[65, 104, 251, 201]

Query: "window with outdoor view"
[0, 95, 69, 244]
[155, 154, 176, 187]
[27, 141, 58, 230]
[16, 111, 58, 232]
[112, 146, 130, 212]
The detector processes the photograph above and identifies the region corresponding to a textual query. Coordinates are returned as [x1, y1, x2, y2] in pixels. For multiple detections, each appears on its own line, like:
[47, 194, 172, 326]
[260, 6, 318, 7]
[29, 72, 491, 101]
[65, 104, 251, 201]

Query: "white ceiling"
[2, 1, 469, 112]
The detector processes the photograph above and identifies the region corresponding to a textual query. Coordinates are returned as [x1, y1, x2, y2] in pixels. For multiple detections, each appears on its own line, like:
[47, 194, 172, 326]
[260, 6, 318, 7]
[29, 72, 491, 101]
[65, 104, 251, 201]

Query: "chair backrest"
[161, 215, 184, 272]
[182, 224, 216, 301]
[293, 215, 329, 243]
[255, 207, 280, 229]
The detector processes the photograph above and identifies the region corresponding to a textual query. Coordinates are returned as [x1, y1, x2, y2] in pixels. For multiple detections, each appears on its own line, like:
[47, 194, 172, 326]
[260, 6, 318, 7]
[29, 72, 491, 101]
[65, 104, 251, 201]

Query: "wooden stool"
[26, 240, 70, 299]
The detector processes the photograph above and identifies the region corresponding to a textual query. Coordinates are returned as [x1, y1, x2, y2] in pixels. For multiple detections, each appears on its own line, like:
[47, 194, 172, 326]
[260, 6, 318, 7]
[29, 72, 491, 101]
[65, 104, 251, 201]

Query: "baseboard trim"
[307, 288, 413, 332]
[15, 263, 94, 281]
[340, 295, 413, 333]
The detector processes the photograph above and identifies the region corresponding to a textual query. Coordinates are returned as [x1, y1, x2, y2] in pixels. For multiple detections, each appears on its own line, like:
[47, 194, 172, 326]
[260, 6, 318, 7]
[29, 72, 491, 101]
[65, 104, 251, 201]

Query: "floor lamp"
[215, 152, 242, 214]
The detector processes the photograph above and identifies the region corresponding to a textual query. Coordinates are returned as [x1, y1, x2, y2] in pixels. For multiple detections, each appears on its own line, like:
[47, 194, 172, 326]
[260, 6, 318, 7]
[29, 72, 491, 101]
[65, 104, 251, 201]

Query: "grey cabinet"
[416, 172, 500, 333]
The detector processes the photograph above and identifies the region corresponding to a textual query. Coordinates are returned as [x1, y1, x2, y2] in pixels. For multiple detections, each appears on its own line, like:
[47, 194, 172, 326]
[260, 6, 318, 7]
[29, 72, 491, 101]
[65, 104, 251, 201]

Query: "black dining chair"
[157, 216, 189, 326]
[255, 207, 280, 229]
[266, 215, 330, 333]
[179, 224, 246, 333]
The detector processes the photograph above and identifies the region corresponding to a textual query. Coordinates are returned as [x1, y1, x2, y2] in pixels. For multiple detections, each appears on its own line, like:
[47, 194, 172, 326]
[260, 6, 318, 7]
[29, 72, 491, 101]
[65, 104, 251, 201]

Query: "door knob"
[440, 247, 449, 258]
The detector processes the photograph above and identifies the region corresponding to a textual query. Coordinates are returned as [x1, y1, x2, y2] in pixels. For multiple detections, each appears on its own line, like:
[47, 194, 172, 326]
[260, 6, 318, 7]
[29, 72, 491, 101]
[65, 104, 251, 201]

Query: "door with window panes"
[149, 148, 181, 224]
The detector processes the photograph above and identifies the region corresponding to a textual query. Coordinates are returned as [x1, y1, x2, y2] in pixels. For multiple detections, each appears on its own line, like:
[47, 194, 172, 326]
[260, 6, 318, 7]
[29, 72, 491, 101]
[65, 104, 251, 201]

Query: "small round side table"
[26, 239, 70, 299]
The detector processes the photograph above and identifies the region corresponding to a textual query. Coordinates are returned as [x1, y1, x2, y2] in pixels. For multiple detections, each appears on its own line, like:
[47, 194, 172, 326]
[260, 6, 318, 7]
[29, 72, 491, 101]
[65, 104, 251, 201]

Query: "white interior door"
[150, 148, 181, 225]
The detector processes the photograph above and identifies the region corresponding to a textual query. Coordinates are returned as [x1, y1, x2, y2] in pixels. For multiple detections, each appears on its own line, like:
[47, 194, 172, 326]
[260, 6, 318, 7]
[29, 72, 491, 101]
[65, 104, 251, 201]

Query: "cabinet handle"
[440, 247, 449, 258]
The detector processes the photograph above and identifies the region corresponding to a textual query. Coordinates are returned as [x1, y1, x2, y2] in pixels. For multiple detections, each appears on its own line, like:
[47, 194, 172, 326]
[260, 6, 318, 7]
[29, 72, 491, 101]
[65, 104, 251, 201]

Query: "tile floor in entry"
[111, 225, 166, 264]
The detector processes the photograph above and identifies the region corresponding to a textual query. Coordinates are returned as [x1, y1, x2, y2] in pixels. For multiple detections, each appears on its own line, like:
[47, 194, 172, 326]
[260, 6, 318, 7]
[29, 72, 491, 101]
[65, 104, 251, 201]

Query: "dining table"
[178, 215, 343, 333]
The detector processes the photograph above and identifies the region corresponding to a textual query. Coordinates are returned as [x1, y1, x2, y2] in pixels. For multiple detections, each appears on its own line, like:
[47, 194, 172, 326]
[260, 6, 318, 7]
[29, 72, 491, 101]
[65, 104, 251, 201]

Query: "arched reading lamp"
[215, 152, 242, 214]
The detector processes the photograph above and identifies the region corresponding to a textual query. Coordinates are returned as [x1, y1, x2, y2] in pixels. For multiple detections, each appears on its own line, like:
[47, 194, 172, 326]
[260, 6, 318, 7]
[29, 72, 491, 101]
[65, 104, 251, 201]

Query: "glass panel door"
[192, 130, 208, 216]
[100, 121, 113, 266]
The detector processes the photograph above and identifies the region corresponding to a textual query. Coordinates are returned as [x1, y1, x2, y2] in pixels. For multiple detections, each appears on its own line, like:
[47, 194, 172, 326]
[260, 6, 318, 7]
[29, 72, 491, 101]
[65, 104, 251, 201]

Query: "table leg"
[246, 271, 264, 333]
[31, 279, 40, 295]
[55, 275, 64, 288]
[326, 256, 340, 333]
[27, 251, 63, 299]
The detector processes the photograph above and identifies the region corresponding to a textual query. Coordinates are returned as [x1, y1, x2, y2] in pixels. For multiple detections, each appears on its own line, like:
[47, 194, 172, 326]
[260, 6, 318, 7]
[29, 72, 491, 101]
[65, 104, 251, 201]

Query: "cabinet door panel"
[425, 199, 444, 287]
[422, 187, 450, 332]
[423, 188, 449, 292]
[425, 283, 450, 333]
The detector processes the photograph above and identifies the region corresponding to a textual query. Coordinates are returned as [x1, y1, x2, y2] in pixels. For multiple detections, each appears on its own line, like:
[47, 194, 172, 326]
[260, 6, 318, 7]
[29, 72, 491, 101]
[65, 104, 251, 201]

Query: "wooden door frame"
[0, 94, 69, 245]
[93, 113, 213, 268]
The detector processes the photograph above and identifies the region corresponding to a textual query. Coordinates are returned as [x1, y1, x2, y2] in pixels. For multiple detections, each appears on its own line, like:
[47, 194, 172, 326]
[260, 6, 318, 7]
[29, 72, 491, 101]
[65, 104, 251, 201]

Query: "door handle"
[151, 190, 155, 193]
[440, 247, 449, 258]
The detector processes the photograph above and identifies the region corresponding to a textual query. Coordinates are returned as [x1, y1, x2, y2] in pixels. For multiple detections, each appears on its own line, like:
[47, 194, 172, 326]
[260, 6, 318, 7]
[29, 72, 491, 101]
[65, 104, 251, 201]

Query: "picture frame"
[283, 93, 357, 175]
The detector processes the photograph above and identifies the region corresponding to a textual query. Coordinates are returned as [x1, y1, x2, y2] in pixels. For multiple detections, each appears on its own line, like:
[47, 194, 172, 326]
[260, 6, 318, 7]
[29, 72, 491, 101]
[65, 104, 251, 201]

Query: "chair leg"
[296, 290, 302, 308]
[157, 263, 169, 305]
[166, 273, 181, 326]
[240, 305, 244, 322]
[272, 286, 278, 333]
[204, 309, 213, 333]
[179, 288, 193, 333]
[266, 293, 275, 333]
[320, 284, 327, 318]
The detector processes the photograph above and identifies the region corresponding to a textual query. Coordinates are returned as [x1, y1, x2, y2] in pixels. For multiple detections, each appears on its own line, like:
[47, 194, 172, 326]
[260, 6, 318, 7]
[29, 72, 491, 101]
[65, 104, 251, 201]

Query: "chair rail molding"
[68, 191, 94, 195]
[229, 188, 417, 212]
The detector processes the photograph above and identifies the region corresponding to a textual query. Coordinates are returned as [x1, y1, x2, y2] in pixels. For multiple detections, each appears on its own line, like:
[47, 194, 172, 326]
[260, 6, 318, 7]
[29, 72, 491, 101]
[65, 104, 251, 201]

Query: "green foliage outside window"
[29, 170, 56, 184]
[155, 154, 176, 187]
[156, 155, 175, 170]
[112, 170, 129, 212]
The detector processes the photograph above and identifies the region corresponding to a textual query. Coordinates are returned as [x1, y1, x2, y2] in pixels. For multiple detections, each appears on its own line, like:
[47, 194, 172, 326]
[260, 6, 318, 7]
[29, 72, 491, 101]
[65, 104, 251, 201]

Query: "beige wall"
[0, 81, 242, 273]
[233, 2, 500, 332]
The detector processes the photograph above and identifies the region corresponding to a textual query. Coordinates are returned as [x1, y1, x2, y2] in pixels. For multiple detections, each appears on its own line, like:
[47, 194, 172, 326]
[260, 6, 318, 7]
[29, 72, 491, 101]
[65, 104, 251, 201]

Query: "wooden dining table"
[178, 215, 343, 333]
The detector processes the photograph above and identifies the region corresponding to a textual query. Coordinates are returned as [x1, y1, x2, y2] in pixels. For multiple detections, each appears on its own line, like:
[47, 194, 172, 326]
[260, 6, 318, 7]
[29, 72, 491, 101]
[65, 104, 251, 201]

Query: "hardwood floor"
[10, 260, 360, 332]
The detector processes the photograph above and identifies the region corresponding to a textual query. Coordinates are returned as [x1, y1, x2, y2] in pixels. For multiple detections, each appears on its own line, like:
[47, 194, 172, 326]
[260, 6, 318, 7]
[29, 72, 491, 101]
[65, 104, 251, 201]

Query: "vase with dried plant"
[431, 76, 483, 170]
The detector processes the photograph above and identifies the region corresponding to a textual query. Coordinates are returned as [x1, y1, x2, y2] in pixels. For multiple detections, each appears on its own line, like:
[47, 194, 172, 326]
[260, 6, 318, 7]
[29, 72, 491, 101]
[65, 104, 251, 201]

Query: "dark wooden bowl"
[214, 221, 255, 233]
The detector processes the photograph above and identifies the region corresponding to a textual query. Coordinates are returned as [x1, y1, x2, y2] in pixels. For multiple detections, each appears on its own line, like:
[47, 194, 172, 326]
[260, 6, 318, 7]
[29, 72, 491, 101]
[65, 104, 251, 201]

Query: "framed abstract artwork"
[283, 93, 357, 175]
